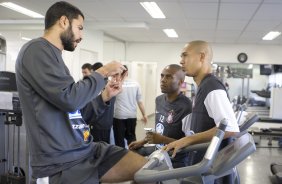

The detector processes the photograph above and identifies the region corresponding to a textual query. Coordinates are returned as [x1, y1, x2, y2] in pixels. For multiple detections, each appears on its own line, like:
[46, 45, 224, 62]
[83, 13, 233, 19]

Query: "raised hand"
[101, 79, 123, 102]
[96, 61, 126, 78]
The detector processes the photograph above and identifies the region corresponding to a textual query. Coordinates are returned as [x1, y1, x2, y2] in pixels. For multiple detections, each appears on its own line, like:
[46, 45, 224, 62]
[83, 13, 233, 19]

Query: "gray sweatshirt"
[15, 37, 105, 177]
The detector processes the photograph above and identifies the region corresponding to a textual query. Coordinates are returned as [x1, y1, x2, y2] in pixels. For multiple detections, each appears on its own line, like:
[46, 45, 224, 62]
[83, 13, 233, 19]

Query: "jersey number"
[159, 115, 165, 123]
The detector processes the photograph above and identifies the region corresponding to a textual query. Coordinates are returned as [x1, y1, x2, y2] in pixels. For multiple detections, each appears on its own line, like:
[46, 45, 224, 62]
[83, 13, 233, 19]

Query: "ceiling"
[1, 0, 282, 45]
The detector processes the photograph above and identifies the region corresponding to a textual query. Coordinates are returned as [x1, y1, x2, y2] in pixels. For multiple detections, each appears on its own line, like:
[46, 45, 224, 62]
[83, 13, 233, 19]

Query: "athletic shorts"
[37, 142, 128, 184]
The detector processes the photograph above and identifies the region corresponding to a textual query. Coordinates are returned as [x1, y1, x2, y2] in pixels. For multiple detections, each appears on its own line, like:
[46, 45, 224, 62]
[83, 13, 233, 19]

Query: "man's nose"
[180, 58, 184, 65]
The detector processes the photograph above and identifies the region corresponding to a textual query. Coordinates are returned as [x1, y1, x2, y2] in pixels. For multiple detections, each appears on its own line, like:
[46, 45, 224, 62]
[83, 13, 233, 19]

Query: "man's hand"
[96, 61, 126, 78]
[145, 132, 163, 144]
[101, 79, 123, 102]
[141, 116, 148, 125]
[163, 137, 191, 158]
[128, 140, 146, 150]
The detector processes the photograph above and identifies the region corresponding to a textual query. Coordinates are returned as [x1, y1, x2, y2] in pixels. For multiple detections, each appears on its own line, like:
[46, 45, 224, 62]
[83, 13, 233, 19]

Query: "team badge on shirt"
[156, 123, 164, 135]
[68, 110, 82, 119]
[166, 110, 175, 124]
[68, 110, 90, 142]
[83, 130, 90, 141]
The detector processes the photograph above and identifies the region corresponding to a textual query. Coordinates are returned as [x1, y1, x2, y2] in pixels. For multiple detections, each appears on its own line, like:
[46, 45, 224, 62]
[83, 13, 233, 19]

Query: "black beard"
[60, 25, 75, 51]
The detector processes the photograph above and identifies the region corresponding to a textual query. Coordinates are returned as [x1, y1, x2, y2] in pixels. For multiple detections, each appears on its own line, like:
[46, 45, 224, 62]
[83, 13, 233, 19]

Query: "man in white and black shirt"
[164, 40, 239, 183]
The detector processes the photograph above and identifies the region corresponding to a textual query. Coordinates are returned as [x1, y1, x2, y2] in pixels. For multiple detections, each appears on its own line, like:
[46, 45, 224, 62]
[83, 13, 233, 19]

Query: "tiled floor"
[237, 139, 282, 184]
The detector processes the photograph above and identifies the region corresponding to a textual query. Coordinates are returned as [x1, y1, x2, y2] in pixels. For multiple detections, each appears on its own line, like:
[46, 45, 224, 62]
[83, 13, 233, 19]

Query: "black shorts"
[46, 142, 128, 184]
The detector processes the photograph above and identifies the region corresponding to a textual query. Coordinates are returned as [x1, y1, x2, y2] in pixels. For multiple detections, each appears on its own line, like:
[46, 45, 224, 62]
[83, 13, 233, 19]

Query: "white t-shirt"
[114, 79, 142, 119]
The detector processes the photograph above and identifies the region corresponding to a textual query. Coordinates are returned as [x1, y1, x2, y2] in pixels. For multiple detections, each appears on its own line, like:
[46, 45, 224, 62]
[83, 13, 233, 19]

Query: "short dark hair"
[45, 1, 84, 30]
[81, 63, 92, 70]
[92, 62, 103, 71]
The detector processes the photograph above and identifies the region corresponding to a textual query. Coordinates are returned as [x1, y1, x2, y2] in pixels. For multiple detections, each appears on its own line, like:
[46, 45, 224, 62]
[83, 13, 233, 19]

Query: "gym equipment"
[238, 113, 259, 136]
[0, 71, 25, 184]
[249, 128, 282, 146]
[135, 119, 228, 183]
[135, 116, 258, 184]
[270, 163, 282, 184]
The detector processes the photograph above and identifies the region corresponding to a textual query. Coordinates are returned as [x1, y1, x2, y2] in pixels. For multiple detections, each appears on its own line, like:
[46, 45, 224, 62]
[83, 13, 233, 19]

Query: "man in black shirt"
[129, 64, 192, 168]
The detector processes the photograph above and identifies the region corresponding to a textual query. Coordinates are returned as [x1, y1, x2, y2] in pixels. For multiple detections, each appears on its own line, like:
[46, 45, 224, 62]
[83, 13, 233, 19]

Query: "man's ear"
[59, 15, 69, 29]
[179, 79, 184, 86]
[199, 52, 206, 63]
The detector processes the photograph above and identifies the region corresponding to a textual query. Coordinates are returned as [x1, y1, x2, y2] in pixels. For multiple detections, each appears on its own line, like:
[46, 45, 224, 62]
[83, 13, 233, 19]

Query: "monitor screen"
[273, 65, 282, 73]
[260, 65, 272, 75]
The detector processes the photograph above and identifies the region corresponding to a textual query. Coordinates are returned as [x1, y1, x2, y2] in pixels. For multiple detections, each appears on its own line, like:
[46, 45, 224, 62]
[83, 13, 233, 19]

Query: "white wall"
[103, 40, 126, 63]
[125, 42, 282, 65]
[103, 42, 282, 96]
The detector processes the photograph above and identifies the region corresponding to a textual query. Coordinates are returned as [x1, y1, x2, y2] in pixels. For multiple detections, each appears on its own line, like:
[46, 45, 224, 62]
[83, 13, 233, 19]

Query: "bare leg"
[100, 151, 147, 183]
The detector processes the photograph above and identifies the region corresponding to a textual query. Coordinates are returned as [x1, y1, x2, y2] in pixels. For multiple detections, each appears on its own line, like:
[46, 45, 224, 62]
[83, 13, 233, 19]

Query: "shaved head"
[186, 40, 213, 63]
[180, 40, 214, 85]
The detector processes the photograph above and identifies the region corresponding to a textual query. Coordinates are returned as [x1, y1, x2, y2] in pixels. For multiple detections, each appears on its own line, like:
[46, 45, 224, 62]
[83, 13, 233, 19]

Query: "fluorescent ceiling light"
[262, 31, 281, 40]
[140, 2, 165, 19]
[163, 29, 178, 38]
[0, 2, 44, 18]
[21, 37, 32, 41]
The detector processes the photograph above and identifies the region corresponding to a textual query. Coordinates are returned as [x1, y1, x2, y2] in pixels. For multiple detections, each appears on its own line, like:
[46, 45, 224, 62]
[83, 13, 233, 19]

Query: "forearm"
[224, 131, 238, 138]
[160, 136, 176, 145]
[137, 101, 146, 117]
[82, 94, 109, 122]
[184, 127, 217, 146]
[183, 127, 237, 146]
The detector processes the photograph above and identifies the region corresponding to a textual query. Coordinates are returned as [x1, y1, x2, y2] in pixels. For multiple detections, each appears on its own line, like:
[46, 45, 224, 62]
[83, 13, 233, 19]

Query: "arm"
[81, 79, 122, 123]
[128, 139, 147, 150]
[164, 127, 237, 157]
[137, 101, 147, 124]
[81, 94, 110, 123]
[21, 43, 124, 112]
[21, 43, 105, 112]
[164, 127, 217, 157]
[145, 132, 176, 144]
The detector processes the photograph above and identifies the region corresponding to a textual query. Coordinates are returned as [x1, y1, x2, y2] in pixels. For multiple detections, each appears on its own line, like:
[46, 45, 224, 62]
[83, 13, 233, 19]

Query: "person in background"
[113, 65, 148, 148]
[129, 64, 193, 168]
[81, 62, 92, 77]
[15, 1, 147, 183]
[163, 40, 240, 183]
[92, 62, 103, 71]
[81, 62, 116, 144]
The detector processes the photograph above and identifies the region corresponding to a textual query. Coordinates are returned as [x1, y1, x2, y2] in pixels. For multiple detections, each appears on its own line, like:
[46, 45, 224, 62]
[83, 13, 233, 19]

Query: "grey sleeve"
[81, 94, 110, 123]
[21, 42, 105, 112]
[136, 83, 142, 102]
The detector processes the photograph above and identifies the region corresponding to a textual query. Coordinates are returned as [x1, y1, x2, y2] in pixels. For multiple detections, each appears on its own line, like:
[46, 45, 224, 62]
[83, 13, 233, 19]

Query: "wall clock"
[237, 53, 248, 63]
